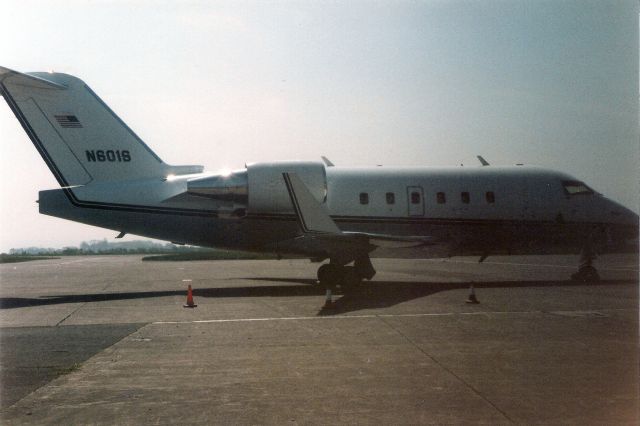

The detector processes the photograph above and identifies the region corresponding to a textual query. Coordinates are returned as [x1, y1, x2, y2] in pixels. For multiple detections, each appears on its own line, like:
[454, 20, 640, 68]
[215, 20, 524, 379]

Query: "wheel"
[317, 264, 344, 287]
[317, 264, 333, 283]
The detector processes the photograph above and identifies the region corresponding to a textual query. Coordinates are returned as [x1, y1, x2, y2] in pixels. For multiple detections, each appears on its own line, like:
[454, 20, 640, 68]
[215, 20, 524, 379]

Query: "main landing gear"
[571, 250, 600, 282]
[316, 256, 376, 306]
[317, 264, 361, 289]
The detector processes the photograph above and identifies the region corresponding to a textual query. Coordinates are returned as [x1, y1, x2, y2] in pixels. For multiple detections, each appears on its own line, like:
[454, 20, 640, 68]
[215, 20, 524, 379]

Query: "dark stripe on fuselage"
[244, 212, 617, 229]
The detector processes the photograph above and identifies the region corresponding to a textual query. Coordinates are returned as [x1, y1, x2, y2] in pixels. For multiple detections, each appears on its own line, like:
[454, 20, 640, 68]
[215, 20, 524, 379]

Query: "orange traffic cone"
[183, 284, 197, 308]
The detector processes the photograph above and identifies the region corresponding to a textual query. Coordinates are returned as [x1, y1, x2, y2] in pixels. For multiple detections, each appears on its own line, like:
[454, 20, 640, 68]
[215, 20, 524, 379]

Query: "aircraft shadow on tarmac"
[0, 278, 634, 315]
[249, 278, 637, 316]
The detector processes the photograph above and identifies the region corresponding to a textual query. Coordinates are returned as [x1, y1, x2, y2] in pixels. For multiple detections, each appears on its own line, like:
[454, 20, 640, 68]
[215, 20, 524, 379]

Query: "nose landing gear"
[571, 233, 600, 282]
[571, 265, 600, 282]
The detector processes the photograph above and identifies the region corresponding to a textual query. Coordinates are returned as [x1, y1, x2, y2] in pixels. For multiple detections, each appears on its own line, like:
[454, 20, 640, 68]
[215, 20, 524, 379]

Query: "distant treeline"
[5, 239, 211, 256]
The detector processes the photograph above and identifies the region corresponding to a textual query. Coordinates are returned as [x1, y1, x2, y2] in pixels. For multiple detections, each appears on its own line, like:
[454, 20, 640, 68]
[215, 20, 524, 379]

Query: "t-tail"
[0, 66, 201, 187]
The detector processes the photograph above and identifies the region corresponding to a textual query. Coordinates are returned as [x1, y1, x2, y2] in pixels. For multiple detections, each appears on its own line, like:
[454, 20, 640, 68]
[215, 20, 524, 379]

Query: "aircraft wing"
[282, 172, 437, 254]
[342, 232, 436, 248]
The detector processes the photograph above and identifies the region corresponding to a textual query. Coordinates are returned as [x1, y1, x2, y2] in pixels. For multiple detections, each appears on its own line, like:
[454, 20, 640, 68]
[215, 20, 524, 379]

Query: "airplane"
[1, 66, 637, 291]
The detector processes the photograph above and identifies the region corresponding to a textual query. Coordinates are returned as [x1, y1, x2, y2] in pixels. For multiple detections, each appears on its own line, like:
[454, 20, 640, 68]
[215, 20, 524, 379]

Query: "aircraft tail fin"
[0, 66, 202, 187]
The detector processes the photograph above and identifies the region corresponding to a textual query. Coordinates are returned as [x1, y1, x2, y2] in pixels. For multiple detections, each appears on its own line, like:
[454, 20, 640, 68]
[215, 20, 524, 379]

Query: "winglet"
[282, 172, 340, 234]
[477, 155, 490, 166]
[321, 156, 335, 167]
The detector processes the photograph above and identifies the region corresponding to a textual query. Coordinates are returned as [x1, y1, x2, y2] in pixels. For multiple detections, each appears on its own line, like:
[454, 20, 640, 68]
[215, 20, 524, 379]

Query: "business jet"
[1, 66, 637, 290]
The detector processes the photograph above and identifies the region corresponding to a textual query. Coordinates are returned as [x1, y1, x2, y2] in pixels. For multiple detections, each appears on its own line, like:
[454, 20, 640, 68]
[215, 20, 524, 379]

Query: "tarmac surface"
[0, 254, 637, 425]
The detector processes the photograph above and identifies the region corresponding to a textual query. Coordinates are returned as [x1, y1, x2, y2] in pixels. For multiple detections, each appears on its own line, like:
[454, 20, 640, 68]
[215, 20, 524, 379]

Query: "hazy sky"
[1, 0, 638, 251]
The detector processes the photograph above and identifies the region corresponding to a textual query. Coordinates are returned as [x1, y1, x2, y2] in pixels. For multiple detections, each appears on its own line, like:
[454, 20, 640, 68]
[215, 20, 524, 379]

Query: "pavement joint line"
[376, 315, 516, 424]
[54, 299, 97, 327]
[54, 306, 84, 327]
[54, 267, 125, 326]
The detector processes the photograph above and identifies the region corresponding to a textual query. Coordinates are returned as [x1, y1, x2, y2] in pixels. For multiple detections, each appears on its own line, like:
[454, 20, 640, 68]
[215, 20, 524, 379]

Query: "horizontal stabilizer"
[166, 165, 205, 176]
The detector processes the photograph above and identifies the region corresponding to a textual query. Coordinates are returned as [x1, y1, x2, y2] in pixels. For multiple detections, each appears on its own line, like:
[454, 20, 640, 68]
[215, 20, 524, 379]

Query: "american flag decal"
[54, 115, 83, 128]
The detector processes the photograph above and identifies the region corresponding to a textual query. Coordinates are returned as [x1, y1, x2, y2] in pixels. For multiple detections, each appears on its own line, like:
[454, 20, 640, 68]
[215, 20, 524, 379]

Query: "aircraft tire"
[317, 264, 343, 287]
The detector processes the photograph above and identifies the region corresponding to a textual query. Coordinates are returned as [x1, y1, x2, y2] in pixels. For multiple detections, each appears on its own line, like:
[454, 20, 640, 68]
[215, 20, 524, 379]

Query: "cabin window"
[437, 192, 446, 204]
[359, 192, 369, 205]
[386, 192, 395, 204]
[461, 192, 470, 204]
[486, 191, 495, 203]
[411, 192, 421, 204]
[562, 180, 593, 196]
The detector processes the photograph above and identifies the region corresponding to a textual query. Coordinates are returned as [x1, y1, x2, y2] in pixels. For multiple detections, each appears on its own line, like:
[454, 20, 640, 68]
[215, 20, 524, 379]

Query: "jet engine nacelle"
[187, 161, 327, 214]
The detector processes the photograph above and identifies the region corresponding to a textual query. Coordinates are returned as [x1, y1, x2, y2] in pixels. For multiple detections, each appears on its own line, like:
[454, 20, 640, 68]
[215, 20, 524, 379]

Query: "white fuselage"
[324, 166, 622, 224]
[38, 163, 637, 259]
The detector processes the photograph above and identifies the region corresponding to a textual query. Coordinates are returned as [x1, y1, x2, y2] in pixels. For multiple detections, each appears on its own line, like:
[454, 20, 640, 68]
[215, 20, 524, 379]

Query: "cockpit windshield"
[562, 180, 593, 196]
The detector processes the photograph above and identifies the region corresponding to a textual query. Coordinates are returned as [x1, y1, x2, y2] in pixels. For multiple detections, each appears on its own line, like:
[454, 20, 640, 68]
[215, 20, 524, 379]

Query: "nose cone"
[604, 199, 639, 250]
[607, 201, 638, 227]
